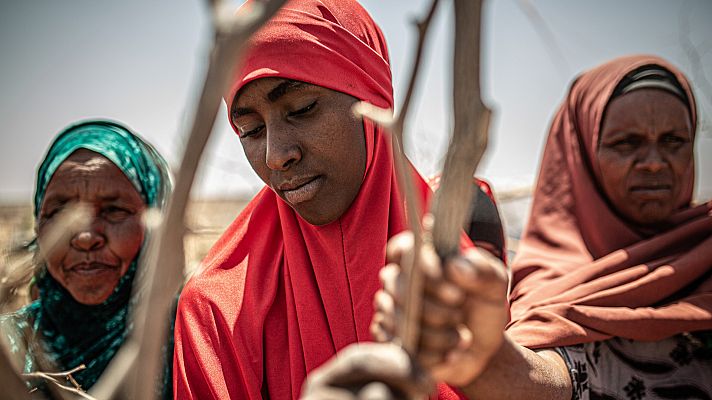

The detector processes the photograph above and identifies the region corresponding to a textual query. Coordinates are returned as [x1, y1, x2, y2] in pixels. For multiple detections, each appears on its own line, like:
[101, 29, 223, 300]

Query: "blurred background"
[1, 0, 711, 263]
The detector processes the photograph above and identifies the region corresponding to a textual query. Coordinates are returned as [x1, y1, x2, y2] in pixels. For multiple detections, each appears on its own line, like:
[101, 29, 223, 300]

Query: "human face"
[232, 78, 366, 225]
[597, 88, 693, 226]
[37, 149, 146, 305]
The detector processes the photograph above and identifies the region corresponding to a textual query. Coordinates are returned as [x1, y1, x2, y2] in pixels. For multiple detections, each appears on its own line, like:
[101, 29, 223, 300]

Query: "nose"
[635, 145, 666, 173]
[71, 227, 106, 251]
[265, 124, 302, 171]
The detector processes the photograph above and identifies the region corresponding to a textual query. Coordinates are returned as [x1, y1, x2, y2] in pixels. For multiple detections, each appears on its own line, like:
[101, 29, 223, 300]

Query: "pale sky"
[1, 0, 711, 203]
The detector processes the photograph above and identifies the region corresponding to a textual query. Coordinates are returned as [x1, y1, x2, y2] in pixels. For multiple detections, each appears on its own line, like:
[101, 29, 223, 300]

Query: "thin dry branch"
[23, 365, 96, 400]
[90, 1, 287, 399]
[353, 0, 440, 354]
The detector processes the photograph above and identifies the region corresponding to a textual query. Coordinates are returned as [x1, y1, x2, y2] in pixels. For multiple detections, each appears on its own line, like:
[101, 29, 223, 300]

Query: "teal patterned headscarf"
[33, 120, 170, 215]
[22, 120, 171, 391]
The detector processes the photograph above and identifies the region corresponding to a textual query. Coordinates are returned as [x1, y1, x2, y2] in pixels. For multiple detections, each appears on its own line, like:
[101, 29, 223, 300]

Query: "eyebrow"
[233, 80, 306, 118]
[267, 80, 305, 102]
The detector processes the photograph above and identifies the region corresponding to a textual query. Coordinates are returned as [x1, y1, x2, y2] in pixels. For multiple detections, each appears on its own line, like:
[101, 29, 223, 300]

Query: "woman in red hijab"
[172, 1, 475, 398]
[374, 55, 711, 400]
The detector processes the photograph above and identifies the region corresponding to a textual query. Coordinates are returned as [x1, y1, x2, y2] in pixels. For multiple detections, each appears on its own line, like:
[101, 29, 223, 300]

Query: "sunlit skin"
[232, 78, 366, 226]
[37, 149, 145, 305]
[597, 89, 693, 227]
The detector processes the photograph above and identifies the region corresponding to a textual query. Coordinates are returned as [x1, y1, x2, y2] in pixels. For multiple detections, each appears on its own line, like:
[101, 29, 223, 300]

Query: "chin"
[293, 203, 341, 226]
[69, 287, 115, 305]
[632, 209, 674, 227]
[299, 211, 337, 226]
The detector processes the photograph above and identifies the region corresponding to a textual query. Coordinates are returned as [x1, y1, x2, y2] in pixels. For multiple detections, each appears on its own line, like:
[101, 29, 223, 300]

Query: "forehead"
[603, 89, 691, 128]
[43, 149, 142, 203]
[234, 78, 322, 108]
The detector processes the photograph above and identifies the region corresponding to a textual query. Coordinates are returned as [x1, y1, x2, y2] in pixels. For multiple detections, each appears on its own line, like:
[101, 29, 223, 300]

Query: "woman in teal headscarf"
[0, 120, 172, 397]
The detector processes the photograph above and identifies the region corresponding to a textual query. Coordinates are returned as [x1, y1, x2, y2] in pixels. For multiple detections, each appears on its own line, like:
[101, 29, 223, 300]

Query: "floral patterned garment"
[557, 333, 712, 400]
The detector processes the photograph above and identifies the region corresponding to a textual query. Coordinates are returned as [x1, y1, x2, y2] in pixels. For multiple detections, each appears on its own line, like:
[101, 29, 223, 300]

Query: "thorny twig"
[90, 1, 287, 399]
[23, 365, 97, 400]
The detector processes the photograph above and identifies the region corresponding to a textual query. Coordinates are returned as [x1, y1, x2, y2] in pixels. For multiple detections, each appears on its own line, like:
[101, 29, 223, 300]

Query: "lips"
[629, 183, 672, 199]
[68, 262, 120, 277]
[277, 175, 324, 205]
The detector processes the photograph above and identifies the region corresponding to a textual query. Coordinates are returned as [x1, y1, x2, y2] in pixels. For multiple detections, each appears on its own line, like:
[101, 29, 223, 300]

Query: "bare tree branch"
[431, 0, 491, 258]
[23, 365, 97, 400]
[354, 0, 440, 354]
[90, 1, 287, 399]
[355, 0, 492, 357]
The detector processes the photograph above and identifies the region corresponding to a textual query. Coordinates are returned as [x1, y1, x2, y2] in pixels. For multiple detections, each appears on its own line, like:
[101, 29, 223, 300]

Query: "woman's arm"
[459, 336, 571, 400]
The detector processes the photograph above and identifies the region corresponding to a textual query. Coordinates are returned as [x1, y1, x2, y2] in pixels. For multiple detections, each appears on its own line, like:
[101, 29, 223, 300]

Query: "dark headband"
[611, 65, 689, 107]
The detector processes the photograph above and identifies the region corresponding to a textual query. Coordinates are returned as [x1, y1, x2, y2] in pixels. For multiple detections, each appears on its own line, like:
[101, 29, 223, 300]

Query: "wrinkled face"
[597, 88, 693, 226]
[232, 78, 366, 225]
[37, 149, 146, 305]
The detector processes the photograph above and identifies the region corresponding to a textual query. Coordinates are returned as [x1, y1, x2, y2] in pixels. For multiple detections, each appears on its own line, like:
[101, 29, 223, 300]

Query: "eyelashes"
[238, 101, 318, 138]
[288, 101, 317, 117]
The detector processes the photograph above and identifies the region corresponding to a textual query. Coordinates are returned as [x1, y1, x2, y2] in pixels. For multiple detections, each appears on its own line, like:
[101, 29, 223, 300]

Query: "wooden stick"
[90, 1, 286, 399]
[430, 0, 491, 259]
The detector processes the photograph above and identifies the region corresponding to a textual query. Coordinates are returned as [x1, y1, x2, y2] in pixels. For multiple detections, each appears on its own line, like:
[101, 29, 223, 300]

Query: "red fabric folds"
[506, 55, 712, 349]
[174, 1, 467, 398]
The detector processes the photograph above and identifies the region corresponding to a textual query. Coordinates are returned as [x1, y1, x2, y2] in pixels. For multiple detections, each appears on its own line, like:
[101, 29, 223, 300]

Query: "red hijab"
[173, 1, 465, 398]
[507, 55, 712, 349]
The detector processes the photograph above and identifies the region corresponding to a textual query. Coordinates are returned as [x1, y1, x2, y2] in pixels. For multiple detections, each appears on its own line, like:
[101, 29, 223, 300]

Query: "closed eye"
[103, 205, 134, 223]
[42, 205, 64, 220]
[240, 125, 264, 138]
[660, 133, 687, 145]
[288, 101, 317, 117]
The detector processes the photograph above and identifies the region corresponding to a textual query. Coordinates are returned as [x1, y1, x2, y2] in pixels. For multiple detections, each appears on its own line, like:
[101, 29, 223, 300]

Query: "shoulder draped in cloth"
[173, 1, 470, 399]
[0, 119, 172, 394]
[506, 55, 712, 349]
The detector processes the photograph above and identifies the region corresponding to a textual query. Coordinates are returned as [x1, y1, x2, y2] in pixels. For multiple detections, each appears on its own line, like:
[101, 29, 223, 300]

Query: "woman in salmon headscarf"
[172, 1, 478, 398]
[505, 55, 712, 399]
[373, 54, 711, 400]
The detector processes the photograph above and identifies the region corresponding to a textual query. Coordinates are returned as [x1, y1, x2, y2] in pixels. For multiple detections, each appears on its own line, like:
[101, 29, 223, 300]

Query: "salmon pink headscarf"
[173, 1, 466, 398]
[506, 55, 712, 349]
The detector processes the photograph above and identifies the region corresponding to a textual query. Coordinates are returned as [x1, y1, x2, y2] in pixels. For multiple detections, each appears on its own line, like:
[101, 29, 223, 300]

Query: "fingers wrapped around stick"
[375, 231, 509, 387]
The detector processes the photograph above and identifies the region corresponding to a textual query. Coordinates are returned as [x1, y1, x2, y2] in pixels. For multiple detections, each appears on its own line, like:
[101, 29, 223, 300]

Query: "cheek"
[109, 219, 145, 267]
[669, 146, 694, 177]
[37, 225, 67, 276]
[596, 152, 627, 190]
[241, 140, 270, 184]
